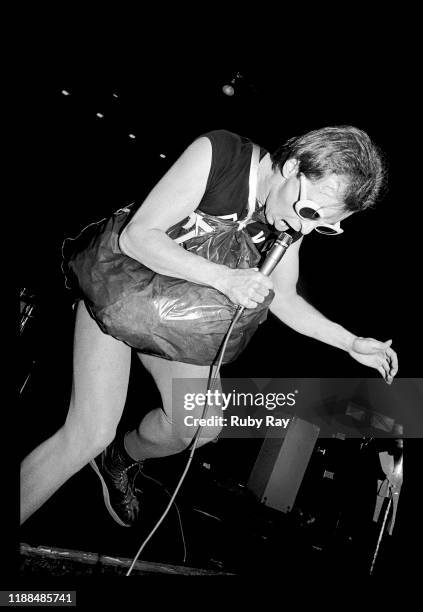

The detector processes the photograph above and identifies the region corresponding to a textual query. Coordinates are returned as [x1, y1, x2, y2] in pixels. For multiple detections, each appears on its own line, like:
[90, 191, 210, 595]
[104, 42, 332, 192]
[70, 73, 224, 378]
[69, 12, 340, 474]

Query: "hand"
[348, 337, 398, 384]
[215, 267, 273, 309]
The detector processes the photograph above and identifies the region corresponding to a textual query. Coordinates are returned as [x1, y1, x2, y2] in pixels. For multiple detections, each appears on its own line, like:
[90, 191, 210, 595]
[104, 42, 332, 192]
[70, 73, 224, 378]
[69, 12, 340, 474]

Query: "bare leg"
[124, 353, 223, 460]
[20, 302, 132, 525]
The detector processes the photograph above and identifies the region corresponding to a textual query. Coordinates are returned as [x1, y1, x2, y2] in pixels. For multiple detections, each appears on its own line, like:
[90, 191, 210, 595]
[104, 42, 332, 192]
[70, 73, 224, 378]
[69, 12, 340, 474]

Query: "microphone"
[235, 231, 294, 317]
[259, 231, 293, 276]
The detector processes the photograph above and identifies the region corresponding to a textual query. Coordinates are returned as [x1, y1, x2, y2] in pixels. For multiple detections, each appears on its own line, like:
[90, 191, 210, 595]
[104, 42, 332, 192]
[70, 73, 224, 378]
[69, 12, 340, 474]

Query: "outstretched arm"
[269, 237, 398, 384]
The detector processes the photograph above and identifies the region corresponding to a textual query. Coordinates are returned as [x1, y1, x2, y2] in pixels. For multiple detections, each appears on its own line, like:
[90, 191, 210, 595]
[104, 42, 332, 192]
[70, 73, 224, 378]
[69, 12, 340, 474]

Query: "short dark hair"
[270, 125, 387, 211]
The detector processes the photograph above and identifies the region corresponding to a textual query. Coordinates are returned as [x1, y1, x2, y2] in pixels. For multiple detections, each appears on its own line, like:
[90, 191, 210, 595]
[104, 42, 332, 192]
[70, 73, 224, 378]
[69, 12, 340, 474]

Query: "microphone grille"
[278, 232, 293, 247]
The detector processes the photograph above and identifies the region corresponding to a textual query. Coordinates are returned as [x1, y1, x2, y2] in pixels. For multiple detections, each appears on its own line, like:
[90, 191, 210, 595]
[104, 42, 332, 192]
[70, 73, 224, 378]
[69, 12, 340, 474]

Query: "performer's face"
[265, 161, 353, 235]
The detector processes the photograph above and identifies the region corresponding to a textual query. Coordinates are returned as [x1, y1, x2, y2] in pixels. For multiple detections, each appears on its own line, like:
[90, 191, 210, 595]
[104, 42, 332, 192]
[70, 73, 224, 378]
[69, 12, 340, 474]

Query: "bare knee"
[188, 432, 220, 449]
[168, 404, 223, 450]
[179, 422, 223, 451]
[138, 405, 223, 454]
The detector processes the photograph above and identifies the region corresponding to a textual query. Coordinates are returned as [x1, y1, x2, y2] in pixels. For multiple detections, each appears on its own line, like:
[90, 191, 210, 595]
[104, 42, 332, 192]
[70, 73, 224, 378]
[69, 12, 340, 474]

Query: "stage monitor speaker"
[247, 417, 320, 513]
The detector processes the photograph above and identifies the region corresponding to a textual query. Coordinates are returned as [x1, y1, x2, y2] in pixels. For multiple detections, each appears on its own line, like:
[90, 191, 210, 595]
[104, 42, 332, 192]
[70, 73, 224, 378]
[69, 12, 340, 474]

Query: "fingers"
[381, 359, 391, 378]
[226, 268, 274, 308]
[377, 365, 387, 381]
[241, 269, 274, 293]
[380, 347, 398, 385]
[243, 287, 268, 308]
[243, 298, 260, 309]
[381, 345, 398, 384]
[255, 286, 271, 298]
[250, 291, 266, 303]
[255, 272, 274, 291]
[386, 347, 398, 377]
[386, 371, 394, 384]
[351, 335, 398, 385]
[240, 270, 273, 308]
[378, 364, 393, 384]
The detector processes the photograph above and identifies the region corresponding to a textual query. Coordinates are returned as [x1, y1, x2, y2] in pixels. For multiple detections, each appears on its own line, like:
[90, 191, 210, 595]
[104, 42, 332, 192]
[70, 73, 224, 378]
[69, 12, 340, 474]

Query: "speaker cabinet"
[247, 417, 320, 513]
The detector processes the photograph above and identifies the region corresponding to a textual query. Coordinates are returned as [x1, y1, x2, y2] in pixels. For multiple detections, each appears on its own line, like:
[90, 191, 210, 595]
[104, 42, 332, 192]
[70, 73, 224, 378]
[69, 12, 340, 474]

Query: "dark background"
[17, 46, 422, 582]
[21, 56, 421, 376]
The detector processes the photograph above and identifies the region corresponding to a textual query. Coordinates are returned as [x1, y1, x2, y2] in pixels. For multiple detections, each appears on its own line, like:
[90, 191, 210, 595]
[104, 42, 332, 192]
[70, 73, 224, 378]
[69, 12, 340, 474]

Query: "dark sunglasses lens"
[299, 206, 320, 220]
[316, 226, 339, 235]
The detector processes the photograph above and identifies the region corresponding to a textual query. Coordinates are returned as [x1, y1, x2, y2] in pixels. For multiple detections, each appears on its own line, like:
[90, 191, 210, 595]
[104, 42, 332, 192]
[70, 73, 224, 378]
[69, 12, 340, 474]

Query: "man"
[21, 127, 398, 528]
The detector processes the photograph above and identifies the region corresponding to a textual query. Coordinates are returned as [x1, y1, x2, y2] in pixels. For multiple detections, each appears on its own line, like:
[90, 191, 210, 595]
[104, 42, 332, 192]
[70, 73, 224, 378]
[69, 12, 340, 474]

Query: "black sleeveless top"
[198, 129, 300, 252]
[199, 129, 264, 217]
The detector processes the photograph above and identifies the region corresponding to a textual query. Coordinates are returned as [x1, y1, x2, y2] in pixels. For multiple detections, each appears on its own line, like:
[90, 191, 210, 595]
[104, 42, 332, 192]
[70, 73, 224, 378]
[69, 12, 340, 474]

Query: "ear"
[281, 158, 299, 178]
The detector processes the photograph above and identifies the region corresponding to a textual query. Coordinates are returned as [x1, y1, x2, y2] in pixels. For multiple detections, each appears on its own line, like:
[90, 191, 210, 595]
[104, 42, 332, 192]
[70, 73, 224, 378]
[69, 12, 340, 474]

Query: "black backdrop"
[21, 58, 422, 377]
[18, 51, 422, 579]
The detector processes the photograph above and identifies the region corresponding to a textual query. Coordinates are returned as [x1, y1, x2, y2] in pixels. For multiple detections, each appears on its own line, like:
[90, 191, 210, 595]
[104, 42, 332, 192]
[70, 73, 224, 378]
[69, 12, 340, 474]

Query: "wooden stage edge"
[20, 543, 235, 576]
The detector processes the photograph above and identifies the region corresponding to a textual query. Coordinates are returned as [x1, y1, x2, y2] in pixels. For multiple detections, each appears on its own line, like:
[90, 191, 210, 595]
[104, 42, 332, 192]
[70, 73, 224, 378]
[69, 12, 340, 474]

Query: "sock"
[122, 432, 144, 464]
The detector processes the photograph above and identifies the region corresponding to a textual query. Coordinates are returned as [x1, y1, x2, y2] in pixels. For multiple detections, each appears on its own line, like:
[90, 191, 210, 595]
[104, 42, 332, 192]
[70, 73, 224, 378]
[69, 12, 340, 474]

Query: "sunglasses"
[294, 174, 345, 235]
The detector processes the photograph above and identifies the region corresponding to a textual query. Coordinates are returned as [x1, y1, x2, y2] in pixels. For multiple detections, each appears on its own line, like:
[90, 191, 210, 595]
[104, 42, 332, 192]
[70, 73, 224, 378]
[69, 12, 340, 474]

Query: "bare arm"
[119, 137, 223, 286]
[268, 238, 398, 382]
[119, 136, 273, 308]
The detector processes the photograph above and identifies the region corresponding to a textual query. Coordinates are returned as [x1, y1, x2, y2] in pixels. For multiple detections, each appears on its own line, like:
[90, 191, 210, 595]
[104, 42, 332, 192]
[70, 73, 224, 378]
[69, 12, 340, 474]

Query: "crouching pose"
[21, 127, 398, 527]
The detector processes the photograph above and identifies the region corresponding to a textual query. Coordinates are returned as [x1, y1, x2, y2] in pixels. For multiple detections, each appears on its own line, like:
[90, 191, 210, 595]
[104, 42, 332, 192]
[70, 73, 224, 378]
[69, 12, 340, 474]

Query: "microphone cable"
[126, 230, 294, 575]
[126, 305, 241, 575]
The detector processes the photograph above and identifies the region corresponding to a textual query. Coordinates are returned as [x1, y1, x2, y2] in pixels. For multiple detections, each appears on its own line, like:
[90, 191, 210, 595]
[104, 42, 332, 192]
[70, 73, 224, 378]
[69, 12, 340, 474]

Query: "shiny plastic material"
[62, 205, 274, 365]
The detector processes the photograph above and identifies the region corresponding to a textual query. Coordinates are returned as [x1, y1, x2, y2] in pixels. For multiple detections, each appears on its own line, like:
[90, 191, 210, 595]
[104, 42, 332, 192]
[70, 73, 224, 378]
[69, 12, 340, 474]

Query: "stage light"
[222, 72, 243, 96]
[159, 153, 166, 158]
[96, 112, 104, 118]
[61, 89, 71, 96]
[222, 84, 235, 96]
[129, 133, 136, 139]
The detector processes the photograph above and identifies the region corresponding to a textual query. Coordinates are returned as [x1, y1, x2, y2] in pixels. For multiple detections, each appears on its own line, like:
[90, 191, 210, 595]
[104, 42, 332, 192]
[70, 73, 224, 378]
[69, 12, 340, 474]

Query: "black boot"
[90, 435, 144, 527]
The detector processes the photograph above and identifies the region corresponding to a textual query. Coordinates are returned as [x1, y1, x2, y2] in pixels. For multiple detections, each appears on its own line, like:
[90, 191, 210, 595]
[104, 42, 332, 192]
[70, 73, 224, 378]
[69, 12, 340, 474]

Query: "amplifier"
[247, 417, 320, 513]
